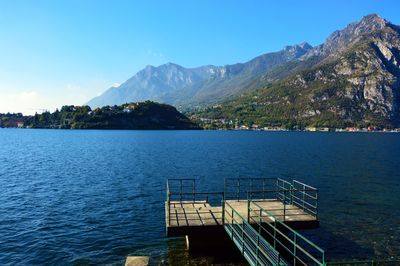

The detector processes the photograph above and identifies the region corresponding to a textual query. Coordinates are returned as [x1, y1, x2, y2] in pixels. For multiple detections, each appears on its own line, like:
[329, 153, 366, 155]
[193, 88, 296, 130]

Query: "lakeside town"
[197, 118, 400, 132]
[2, 110, 400, 132]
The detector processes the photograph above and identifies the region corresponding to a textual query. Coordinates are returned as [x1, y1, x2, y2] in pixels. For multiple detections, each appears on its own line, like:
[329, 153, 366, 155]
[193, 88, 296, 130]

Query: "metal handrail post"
[290, 184, 294, 204]
[231, 208, 234, 236]
[302, 183, 305, 211]
[247, 199, 250, 223]
[180, 179, 182, 202]
[316, 190, 319, 219]
[167, 192, 170, 225]
[237, 179, 240, 200]
[241, 222, 245, 254]
[193, 179, 195, 202]
[262, 179, 265, 199]
[222, 194, 225, 225]
[273, 219, 277, 249]
[283, 190, 286, 222]
[293, 233, 297, 265]
[257, 225, 261, 266]
[166, 180, 171, 226]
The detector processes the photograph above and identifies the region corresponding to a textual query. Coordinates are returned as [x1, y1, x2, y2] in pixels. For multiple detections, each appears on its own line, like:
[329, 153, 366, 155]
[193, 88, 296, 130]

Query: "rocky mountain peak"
[139, 63, 184, 79]
[303, 13, 392, 59]
[164, 62, 180, 68]
[283, 42, 312, 53]
[331, 13, 389, 40]
[347, 13, 389, 38]
[276, 42, 313, 61]
[299, 42, 313, 49]
[359, 13, 388, 29]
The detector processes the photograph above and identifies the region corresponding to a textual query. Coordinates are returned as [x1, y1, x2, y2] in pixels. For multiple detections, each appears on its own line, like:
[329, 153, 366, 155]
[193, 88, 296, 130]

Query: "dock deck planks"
[166, 199, 317, 236]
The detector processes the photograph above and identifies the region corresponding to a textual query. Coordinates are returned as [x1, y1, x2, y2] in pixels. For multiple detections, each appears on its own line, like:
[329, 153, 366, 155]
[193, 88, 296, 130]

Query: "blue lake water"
[0, 129, 399, 265]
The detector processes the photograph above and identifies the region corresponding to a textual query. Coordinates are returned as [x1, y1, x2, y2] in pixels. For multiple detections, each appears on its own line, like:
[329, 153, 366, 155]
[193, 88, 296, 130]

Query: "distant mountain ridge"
[89, 14, 400, 128]
[87, 42, 312, 108]
[195, 14, 400, 128]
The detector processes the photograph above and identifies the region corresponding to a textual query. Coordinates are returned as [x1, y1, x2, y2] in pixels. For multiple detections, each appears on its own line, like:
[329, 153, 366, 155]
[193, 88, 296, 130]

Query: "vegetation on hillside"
[0, 113, 25, 128]
[189, 42, 399, 130]
[1, 101, 200, 130]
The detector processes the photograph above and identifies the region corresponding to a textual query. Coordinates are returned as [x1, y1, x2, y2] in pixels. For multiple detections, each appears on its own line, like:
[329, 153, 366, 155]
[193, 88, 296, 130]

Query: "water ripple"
[0, 129, 399, 264]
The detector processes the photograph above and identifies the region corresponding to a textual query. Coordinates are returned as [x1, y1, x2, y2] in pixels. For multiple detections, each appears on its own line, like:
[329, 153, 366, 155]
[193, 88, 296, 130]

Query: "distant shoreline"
[0, 127, 201, 131]
[0, 101, 201, 130]
[205, 128, 400, 133]
[1, 127, 399, 133]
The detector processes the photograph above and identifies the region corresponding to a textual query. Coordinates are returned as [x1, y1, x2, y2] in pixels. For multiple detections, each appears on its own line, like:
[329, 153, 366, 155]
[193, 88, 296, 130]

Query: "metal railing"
[167, 178, 196, 202]
[224, 201, 288, 266]
[249, 201, 326, 266]
[225, 177, 319, 221]
[224, 178, 318, 219]
[276, 178, 293, 203]
[167, 178, 319, 226]
[292, 180, 319, 218]
[246, 188, 318, 222]
[166, 178, 396, 266]
[167, 191, 225, 226]
[224, 177, 279, 200]
[166, 178, 224, 226]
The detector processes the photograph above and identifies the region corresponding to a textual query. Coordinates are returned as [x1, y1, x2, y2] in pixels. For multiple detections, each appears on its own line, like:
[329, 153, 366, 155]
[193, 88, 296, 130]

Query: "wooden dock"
[165, 178, 324, 265]
[166, 178, 319, 237]
[163, 178, 400, 266]
[166, 199, 318, 236]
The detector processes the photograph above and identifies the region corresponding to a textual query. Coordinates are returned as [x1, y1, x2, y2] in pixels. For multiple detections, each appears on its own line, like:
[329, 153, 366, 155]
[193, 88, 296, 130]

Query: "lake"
[0, 129, 399, 265]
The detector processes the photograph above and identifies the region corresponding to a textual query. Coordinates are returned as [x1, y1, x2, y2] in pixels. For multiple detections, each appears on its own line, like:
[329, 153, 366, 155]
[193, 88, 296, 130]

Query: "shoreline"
[1, 127, 399, 133]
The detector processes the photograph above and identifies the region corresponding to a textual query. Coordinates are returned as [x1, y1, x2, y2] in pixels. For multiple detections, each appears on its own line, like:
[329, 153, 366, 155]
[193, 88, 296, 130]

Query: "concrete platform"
[166, 199, 318, 236]
[227, 199, 316, 222]
[166, 200, 223, 227]
[125, 256, 149, 266]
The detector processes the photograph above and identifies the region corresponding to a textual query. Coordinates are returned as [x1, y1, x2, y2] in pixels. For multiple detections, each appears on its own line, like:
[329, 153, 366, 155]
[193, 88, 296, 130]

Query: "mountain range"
[88, 14, 400, 128]
[87, 42, 313, 108]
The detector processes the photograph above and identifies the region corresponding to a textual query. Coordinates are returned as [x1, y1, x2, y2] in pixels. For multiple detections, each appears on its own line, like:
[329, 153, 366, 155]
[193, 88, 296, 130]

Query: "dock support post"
[185, 235, 190, 250]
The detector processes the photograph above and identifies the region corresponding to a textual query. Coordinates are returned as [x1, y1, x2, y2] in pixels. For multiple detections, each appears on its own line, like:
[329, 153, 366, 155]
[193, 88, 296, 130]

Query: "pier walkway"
[165, 178, 324, 265]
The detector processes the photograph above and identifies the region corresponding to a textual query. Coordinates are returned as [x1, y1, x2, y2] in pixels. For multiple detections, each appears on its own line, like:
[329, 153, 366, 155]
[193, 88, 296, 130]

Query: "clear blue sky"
[0, 0, 399, 114]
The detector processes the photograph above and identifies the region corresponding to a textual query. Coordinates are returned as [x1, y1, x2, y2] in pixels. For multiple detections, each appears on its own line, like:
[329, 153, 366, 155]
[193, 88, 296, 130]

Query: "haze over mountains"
[88, 14, 400, 128]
